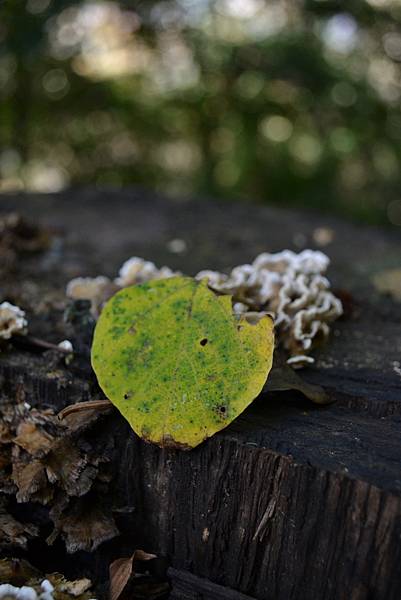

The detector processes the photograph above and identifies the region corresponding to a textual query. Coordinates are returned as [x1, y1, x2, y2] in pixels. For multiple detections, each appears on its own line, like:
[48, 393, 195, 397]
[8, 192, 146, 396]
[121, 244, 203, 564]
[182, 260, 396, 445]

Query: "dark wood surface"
[1, 188, 401, 599]
[168, 568, 256, 599]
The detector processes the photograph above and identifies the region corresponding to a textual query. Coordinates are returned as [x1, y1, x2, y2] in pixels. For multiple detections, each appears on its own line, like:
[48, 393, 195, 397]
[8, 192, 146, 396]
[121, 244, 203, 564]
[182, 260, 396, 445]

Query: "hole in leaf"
[200, 338, 208, 346]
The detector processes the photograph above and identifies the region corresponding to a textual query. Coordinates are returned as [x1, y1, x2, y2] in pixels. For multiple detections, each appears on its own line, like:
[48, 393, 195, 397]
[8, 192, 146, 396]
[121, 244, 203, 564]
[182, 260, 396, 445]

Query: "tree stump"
[1, 189, 401, 600]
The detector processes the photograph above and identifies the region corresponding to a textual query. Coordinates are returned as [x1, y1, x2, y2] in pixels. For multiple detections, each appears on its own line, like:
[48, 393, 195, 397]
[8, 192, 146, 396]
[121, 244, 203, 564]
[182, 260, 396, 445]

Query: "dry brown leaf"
[12, 459, 50, 503]
[0, 398, 119, 553]
[264, 363, 332, 405]
[0, 558, 42, 586]
[45, 439, 98, 497]
[0, 422, 14, 444]
[50, 497, 119, 553]
[14, 420, 55, 457]
[109, 550, 157, 600]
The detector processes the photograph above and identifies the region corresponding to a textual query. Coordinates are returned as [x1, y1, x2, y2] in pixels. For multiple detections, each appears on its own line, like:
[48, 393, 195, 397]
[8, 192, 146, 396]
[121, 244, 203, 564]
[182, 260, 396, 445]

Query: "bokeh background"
[1, 0, 401, 225]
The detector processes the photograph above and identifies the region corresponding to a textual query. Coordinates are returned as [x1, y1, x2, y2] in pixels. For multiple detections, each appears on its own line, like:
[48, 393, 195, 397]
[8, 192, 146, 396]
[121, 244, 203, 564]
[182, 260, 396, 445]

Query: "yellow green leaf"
[91, 276, 274, 449]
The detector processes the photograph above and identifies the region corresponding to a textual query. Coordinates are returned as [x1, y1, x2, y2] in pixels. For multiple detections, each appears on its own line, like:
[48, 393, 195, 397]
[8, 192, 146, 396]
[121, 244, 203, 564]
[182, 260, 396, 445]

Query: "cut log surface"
[1, 189, 401, 600]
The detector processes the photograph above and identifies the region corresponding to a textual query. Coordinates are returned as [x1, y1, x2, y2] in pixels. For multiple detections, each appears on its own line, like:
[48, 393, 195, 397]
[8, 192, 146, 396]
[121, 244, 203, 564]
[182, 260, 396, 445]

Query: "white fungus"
[196, 249, 343, 365]
[287, 355, 315, 367]
[66, 275, 114, 317]
[0, 301, 28, 340]
[39, 580, 54, 600]
[66, 259, 178, 316]
[0, 579, 92, 600]
[114, 256, 179, 287]
[0, 583, 37, 600]
[57, 339, 73, 353]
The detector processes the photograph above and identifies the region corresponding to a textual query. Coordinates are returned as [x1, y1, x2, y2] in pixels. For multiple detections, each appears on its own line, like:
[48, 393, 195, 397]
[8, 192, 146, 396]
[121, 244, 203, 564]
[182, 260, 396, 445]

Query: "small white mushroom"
[58, 339, 73, 353]
[66, 276, 114, 317]
[57, 339, 74, 365]
[66, 276, 111, 301]
[21, 587, 39, 600]
[0, 302, 28, 340]
[38, 580, 54, 600]
[0, 583, 38, 600]
[0, 584, 19, 599]
[115, 256, 179, 287]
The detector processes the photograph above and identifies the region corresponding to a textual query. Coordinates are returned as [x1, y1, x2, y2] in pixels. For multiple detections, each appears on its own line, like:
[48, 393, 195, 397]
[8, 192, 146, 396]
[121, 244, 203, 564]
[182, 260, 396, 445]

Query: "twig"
[58, 399, 112, 420]
[12, 335, 72, 355]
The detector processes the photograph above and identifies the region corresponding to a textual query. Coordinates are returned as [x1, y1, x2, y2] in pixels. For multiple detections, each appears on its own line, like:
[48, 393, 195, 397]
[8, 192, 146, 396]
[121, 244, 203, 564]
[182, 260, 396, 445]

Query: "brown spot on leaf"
[159, 435, 192, 451]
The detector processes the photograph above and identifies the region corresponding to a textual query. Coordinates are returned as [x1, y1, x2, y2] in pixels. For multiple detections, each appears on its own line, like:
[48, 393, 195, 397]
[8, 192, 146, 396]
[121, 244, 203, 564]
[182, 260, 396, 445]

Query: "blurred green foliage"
[1, 0, 401, 225]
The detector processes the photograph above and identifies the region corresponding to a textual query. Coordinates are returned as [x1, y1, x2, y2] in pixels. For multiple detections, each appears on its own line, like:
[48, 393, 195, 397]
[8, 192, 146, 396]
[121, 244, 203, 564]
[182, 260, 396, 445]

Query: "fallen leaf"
[264, 364, 332, 405]
[44, 439, 98, 497]
[49, 497, 119, 552]
[0, 558, 42, 586]
[109, 550, 157, 600]
[92, 276, 274, 449]
[0, 399, 119, 553]
[14, 421, 54, 456]
[12, 458, 51, 503]
[0, 423, 14, 444]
